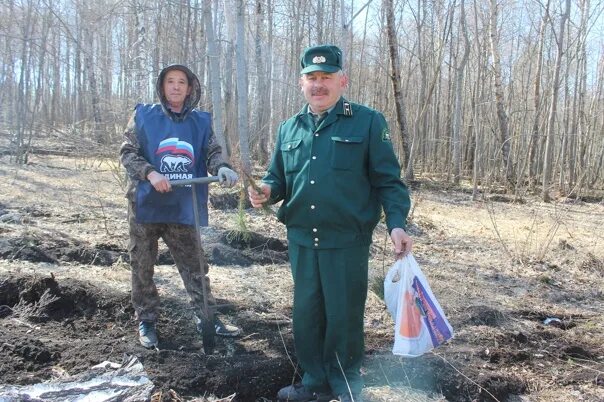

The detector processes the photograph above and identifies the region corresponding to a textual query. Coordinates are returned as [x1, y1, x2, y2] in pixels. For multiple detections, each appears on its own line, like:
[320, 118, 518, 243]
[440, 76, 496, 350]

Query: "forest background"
[1, 0, 603, 200]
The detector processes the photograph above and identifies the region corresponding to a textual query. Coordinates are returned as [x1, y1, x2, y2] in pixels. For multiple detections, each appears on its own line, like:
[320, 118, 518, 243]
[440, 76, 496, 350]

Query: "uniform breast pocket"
[281, 139, 304, 173]
[331, 136, 365, 170]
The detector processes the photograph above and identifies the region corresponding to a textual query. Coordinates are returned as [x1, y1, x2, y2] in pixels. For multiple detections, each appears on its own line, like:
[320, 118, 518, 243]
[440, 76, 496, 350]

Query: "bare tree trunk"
[235, 0, 251, 174]
[384, 0, 411, 175]
[14, 1, 34, 165]
[25, 8, 52, 163]
[452, 0, 469, 185]
[528, 0, 550, 188]
[355, 3, 370, 102]
[266, 0, 276, 157]
[50, 30, 62, 125]
[84, 28, 103, 142]
[130, 0, 148, 104]
[471, 0, 487, 199]
[253, 0, 270, 165]
[316, 0, 324, 43]
[74, 9, 84, 122]
[570, 0, 590, 190]
[559, 65, 571, 193]
[203, 0, 228, 160]
[542, 0, 570, 202]
[489, 0, 514, 185]
[223, 0, 237, 157]
[471, 75, 483, 201]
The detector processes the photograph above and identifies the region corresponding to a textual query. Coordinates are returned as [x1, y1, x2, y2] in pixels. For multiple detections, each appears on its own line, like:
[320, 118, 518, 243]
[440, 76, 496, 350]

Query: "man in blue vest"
[120, 64, 240, 348]
[249, 45, 412, 402]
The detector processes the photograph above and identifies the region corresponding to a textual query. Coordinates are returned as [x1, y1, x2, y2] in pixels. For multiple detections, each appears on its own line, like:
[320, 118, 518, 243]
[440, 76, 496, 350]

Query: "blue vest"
[134, 104, 210, 226]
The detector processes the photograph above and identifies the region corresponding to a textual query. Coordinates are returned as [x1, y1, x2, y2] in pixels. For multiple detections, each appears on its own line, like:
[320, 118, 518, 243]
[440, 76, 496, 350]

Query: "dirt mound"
[363, 352, 527, 401]
[0, 274, 128, 322]
[209, 191, 252, 210]
[0, 273, 294, 399]
[0, 229, 288, 268]
[159, 230, 289, 267]
[458, 305, 507, 326]
[0, 236, 123, 266]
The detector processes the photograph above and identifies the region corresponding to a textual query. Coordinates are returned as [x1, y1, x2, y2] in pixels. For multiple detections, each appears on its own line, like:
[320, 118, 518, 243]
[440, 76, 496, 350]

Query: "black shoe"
[138, 321, 158, 348]
[195, 315, 241, 337]
[277, 383, 333, 401]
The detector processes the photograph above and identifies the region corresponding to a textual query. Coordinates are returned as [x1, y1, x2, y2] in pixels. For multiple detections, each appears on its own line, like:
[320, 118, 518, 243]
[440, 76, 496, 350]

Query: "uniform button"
[345, 139, 350, 142]
[313, 228, 317, 232]
[312, 156, 317, 160]
[314, 238, 319, 242]
[310, 180, 315, 184]
[310, 205, 315, 209]
[314, 243, 319, 247]
[314, 133, 319, 137]
[288, 144, 291, 149]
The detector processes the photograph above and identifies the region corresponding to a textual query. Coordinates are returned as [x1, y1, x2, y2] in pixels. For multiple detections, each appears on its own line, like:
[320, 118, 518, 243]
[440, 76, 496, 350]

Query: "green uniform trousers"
[289, 243, 370, 395]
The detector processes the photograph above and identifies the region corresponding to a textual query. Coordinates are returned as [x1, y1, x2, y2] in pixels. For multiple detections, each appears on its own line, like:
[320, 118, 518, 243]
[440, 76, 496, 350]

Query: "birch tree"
[528, 0, 550, 188]
[488, 0, 514, 185]
[542, 0, 571, 201]
[235, 0, 251, 174]
[384, 0, 411, 174]
[452, 0, 469, 185]
[203, 0, 228, 159]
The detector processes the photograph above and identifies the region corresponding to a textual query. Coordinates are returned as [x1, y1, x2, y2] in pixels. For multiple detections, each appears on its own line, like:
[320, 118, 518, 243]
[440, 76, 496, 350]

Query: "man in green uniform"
[248, 45, 412, 402]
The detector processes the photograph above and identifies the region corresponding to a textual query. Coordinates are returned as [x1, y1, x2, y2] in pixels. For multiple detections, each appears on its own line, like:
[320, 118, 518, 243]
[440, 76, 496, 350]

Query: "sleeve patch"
[382, 127, 391, 142]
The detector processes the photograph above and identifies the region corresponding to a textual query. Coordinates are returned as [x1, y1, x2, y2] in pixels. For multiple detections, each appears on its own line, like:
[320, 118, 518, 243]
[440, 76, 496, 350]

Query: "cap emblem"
[312, 55, 326, 64]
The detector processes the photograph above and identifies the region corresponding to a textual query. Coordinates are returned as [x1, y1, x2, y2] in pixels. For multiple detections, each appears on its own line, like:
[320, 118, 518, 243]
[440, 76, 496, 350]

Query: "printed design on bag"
[399, 289, 423, 338]
[412, 276, 453, 346]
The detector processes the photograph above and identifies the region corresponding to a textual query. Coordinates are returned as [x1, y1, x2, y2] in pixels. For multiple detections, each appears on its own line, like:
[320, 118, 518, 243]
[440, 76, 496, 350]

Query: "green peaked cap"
[300, 45, 343, 74]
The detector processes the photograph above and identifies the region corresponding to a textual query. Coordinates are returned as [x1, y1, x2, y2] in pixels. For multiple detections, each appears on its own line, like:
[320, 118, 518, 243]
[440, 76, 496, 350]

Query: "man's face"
[299, 71, 348, 113]
[163, 69, 191, 111]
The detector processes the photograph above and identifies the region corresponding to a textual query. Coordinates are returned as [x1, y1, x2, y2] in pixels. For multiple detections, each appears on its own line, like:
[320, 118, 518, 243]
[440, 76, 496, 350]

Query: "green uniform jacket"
[264, 97, 411, 249]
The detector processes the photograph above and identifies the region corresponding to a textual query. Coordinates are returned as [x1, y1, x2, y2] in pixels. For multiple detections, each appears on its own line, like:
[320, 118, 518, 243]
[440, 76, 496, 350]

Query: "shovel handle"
[170, 176, 220, 186]
[175, 175, 218, 353]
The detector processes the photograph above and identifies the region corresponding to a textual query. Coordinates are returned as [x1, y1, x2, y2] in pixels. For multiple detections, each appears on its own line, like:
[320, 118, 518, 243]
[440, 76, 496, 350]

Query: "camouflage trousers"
[128, 202, 215, 322]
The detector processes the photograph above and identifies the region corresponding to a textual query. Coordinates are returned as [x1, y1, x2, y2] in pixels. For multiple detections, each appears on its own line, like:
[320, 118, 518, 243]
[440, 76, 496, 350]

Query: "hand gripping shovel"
[170, 176, 220, 354]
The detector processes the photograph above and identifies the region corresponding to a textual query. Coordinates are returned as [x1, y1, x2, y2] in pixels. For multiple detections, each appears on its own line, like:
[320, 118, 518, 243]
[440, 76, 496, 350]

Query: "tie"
[313, 112, 327, 130]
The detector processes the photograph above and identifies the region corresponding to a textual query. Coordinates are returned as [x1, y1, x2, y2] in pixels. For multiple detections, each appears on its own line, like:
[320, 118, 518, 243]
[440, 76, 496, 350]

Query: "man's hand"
[147, 171, 172, 193]
[248, 184, 271, 208]
[217, 167, 238, 187]
[391, 228, 412, 259]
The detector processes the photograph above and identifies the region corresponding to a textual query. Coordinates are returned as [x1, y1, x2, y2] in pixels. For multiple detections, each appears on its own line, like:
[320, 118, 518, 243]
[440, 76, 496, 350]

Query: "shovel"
[170, 175, 220, 354]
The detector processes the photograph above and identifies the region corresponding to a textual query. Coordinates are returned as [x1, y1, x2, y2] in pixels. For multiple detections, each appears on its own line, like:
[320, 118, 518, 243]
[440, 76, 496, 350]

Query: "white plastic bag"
[383, 254, 453, 357]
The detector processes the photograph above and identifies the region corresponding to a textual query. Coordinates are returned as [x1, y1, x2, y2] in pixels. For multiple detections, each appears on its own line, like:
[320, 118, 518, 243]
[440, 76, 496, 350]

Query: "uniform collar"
[296, 97, 351, 130]
[297, 97, 350, 116]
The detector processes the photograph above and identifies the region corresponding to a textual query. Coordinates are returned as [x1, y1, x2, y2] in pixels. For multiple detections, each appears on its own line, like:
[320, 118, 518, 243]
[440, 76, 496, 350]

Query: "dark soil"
[0, 228, 288, 268]
[2, 271, 600, 401]
[210, 191, 252, 210]
[0, 273, 293, 399]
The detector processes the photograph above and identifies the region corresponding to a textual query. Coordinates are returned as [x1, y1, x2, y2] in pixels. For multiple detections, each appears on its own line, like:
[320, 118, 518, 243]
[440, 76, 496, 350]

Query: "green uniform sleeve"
[367, 112, 411, 232]
[262, 122, 287, 204]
